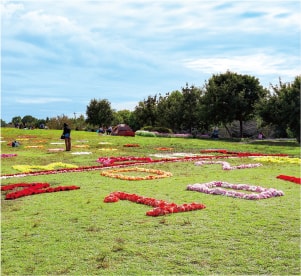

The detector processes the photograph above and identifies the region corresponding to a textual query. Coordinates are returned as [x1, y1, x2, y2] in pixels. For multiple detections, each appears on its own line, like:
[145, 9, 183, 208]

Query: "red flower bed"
[276, 175, 301, 184]
[1, 182, 80, 200]
[104, 191, 206, 216]
[123, 144, 140, 147]
[97, 156, 152, 166]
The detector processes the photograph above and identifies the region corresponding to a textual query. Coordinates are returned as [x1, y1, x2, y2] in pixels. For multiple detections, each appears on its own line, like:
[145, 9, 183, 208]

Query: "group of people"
[97, 126, 112, 135]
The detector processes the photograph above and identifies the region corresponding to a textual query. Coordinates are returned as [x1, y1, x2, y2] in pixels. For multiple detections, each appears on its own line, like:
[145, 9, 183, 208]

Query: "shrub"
[135, 130, 157, 137]
[141, 126, 173, 133]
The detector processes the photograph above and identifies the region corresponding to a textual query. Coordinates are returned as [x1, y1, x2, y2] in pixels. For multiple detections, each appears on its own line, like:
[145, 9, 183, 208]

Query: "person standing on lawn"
[63, 123, 71, 151]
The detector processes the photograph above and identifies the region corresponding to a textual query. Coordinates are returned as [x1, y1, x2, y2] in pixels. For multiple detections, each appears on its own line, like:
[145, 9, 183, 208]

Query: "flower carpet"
[194, 160, 262, 170]
[187, 181, 284, 200]
[1, 153, 17, 158]
[12, 162, 78, 173]
[101, 167, 172, 180]
[1, 182, 80, 200]
[276, 175, 301, 184]
[104, 191, 206, 216]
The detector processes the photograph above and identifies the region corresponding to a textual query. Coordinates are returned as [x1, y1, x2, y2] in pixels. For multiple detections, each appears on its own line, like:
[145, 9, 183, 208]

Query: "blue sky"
[1, 0, 300, 123]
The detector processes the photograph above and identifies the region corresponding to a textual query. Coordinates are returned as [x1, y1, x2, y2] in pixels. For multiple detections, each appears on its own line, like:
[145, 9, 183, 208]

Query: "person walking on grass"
[62, 123, 71, 151]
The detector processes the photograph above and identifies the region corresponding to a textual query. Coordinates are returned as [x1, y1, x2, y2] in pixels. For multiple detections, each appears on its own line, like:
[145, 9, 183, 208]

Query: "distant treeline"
[1, 72, 300, 142]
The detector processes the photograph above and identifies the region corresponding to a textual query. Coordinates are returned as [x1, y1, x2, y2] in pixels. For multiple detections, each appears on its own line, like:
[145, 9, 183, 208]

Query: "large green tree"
[201, 71, 267, 137]
[12, 116, 22, 127]
[112, 109, 132, 126]
[133, 95, 158, 128]
[157, 90, 183, 132]
[86, 99, 113, 128]
[22, 115, 38, 128]
[258, 76, 300, 143]
[181, 84, 202, 133]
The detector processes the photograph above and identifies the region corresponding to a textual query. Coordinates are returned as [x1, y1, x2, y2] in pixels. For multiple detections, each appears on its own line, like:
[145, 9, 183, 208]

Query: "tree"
[112, 110, 132, 126]
[12, 116, 22, 127]
[1, 119, 7, 127]
[22, 115, 38, 128]
[86, 99, 113, 128]
[181, 84, 202, 133]
[133, 95, 158, 128]
[157, 91, 183, 132]
[258, 76, 300, 143]
[202, 71, 267, 138]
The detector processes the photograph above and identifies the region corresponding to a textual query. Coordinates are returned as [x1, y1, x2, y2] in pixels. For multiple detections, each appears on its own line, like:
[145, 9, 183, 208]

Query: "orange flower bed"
[101, 167, 172, 180]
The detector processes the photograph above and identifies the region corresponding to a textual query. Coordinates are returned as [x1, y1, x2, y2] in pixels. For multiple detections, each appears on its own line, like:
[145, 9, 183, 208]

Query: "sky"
[1, 0, 300, 123]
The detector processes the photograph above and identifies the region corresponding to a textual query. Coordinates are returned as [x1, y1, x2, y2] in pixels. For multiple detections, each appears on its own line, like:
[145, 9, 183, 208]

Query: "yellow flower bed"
[253, 156, 301, 164]
[101, 167, 172, 180]
[13, 162, 78, 173]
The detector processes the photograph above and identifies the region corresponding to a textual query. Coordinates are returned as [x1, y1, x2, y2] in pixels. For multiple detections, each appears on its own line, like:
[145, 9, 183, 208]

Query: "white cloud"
[183, 53, 300, 79]
[1, 0, 300, 122]
[17, 98, 72, 104]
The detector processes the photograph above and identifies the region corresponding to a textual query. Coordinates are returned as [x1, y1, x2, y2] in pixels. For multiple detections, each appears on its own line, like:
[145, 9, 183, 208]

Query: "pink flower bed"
[187, 181, 284, 200]
[1, 153, 17, 158]
[194, 160, 262, 170]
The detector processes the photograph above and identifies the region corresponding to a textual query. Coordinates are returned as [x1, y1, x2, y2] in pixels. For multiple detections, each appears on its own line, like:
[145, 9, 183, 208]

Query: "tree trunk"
[224, 124, 232, 138]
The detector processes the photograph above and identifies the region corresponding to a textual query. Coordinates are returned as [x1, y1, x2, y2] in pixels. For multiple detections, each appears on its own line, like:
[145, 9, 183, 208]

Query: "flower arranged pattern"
[101, 167, 172, 180]
[1, 165, 105, 179]
[194, 160, 262, 170]
[47, 148, 65, 152]
[187, 181, 284, 200]
[1, 182, 80, 200]
[276, 175, 301, 184]
[12, 162, 78, 173]
[97, 156, 153, 166]
[155, 147, 174, 151]
[200, 149, 288, 157]
[104, 191, 206, 216]
[253, 156, 301, 164]
[1, 153, 17, 158]
[123, 144, 140, 147]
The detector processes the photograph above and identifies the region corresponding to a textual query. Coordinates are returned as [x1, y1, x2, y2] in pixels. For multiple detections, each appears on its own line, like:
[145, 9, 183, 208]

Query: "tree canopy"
[86, 99, 113, 128]
[258, 76, 300, 143]
[201, 71, 267, 137]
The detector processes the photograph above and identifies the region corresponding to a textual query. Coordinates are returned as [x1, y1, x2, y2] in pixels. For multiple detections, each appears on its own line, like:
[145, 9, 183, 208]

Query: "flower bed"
[104, 191, 206, 216]
[101, 167, 172, 180]
[97, 156, 153, 166]
[12, 162, 78, 173]
[276, 175, 301, 184]
[47, 148, 65, 152]
[187, 181, 284, 200]
[1, 153, 17, 158]
[1, 182, 80, 200]
[123, 144, 140, 147]
[0, 165, 105, 179]
[253, 156, 301, 164]
[194, 161, 262, 170]
[74, 145, 90, 148]
[200, 149, 289, 157]
[155, 147, 174, 151]
[71, 152, 92, 155]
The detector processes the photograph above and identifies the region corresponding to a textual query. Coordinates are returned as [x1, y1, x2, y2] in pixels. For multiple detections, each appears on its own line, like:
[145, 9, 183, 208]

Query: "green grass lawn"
[1, 128, 300, 275]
